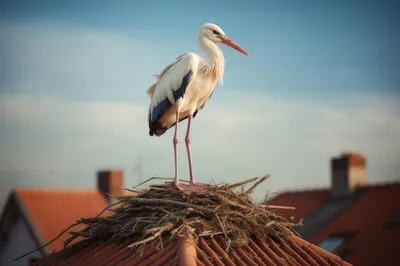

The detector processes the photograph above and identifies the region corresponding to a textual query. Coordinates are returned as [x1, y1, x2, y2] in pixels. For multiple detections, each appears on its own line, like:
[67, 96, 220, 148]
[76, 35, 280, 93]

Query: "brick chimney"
[331, 152, 366, 197]
[97, 169, 124, 203]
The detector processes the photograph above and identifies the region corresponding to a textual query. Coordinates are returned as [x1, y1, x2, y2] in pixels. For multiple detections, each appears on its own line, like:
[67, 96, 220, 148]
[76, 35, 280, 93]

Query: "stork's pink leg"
[173, 112, 190, 191]
[185, 115, 195, 185]
[185, 115, 210, 190]
[173, 111, 180, 187]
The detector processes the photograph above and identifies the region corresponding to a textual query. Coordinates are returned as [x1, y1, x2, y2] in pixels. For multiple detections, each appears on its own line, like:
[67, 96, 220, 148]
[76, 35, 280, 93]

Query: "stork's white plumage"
[147, 23, 248, 190]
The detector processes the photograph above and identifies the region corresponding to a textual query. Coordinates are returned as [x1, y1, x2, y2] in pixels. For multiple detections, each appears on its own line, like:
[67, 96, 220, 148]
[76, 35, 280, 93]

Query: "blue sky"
[0, 0, 399, 206]
[2, 0, 399, 100]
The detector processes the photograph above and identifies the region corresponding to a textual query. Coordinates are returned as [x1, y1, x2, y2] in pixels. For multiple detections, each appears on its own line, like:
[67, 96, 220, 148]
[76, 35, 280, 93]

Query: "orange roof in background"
[34, 234, 351, 266]
[267, 189, 329, 223]
[15, 189, 110, 252]
[311, 183, 400, 266]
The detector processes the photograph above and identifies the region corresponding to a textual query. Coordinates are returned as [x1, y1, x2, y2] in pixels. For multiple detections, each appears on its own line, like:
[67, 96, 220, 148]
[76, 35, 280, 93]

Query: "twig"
[69, 231, 92, 237]
[147, 186, 169, 191]
[216, 214, 231, 251]
[157, 234, 164, 250]
[132, 177, 169, 189]
[245, 174, 270, 194]
[263, 191, 280, 204]
[222, 176, 259, 189]
[263, 205, 296, 210]
[131, 217, 142, 233]
[171, 224, 185, 236]
[114, 206, 148, 213]
[267, 221, 276, 226]
[128, 223, 174, 248]
[198, 231, 225, 237]
[144, 206, 176, 218]
[289, 219, 304, 237]
[120, 187, 140, 193]
[63, 237, 78, 249]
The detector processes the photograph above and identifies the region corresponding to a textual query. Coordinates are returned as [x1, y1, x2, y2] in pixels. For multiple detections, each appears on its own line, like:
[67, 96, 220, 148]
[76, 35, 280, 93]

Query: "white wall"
[0, 216, 43, 266]
[349, 167, 366, 190]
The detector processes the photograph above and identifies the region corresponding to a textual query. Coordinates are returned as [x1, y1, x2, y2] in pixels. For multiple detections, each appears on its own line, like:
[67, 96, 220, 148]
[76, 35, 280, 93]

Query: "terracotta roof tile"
[34, 234, 351, 266]
[311, 183, 400, 266]
[266, 182, 400, 265]
[248, 238, 277, 265]
[15, 188, 110, 252]
[266, 189, 329, 223]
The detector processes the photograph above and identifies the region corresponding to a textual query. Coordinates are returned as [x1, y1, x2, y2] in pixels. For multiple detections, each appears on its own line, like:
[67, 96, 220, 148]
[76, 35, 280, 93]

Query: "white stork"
[147, 23, 248, 190]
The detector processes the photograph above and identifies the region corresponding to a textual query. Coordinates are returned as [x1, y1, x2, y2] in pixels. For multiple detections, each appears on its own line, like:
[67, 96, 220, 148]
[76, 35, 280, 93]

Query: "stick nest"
[63, 175, 299, 252]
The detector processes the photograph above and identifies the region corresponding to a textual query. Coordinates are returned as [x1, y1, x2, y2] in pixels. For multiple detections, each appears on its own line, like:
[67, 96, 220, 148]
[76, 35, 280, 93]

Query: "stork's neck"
[198, 36, 225, 85]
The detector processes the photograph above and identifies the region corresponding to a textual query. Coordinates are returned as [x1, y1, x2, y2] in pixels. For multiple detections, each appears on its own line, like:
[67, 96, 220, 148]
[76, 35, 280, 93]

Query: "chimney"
[330, 152, 366, 197]
[97, 169, 124, 204]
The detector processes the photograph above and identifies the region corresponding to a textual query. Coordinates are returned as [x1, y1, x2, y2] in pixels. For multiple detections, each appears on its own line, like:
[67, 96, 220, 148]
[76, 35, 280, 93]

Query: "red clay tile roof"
[34, 234, 351, 266]
[15, 188, 111, 253]
[311, 183, 400, 266]
[266, 189, 329, 223]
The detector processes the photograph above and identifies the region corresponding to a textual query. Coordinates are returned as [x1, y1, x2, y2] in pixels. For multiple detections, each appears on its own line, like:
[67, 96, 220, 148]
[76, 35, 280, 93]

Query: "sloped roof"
[33, 234, 351, 266]
[311, 183, 400, 266]
[13, 188, 111, 252]
[266, 182, 400, 265]
[267, 189, 329, 223]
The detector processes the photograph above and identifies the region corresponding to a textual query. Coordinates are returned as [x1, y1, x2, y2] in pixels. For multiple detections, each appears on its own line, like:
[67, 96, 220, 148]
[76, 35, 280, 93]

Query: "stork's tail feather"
[146, 83, 157, 97]
[149, 122, 168, 137]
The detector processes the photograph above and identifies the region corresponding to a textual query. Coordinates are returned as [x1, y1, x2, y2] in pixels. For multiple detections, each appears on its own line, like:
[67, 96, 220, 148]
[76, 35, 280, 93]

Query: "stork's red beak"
[220, 35, 249, 56]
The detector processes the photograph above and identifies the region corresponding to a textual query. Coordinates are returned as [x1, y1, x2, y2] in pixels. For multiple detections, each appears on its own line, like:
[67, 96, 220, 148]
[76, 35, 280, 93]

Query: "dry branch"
[245, 174, 270, 194]
[222, 177, 259, 189]
[128, 223, 174, 248]
[264, 205, 296, 210]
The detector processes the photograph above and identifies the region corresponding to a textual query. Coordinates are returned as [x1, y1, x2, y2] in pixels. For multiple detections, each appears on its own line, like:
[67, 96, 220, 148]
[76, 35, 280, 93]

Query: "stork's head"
[199, 23, 249, 56]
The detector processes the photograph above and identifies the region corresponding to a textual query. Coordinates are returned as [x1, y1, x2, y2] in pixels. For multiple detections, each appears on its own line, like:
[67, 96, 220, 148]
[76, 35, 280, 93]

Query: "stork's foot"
[175, 181, 190, 191]
[189, 182, 212, 190]
[175, 181, 211, 191]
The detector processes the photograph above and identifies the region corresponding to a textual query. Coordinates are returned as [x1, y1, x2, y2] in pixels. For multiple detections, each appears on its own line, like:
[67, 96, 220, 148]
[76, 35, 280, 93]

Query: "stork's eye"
[212, 30, 220, 35]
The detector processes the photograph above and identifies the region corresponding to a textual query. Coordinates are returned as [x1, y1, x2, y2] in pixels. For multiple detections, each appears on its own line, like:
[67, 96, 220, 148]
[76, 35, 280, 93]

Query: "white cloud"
[1, 90, 399, 200]
[0, 21, 399, 204]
